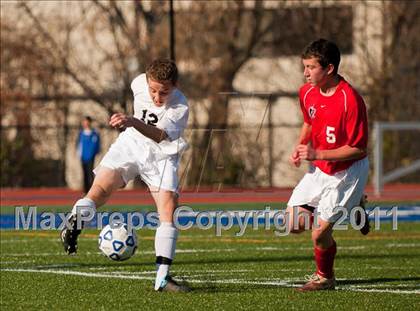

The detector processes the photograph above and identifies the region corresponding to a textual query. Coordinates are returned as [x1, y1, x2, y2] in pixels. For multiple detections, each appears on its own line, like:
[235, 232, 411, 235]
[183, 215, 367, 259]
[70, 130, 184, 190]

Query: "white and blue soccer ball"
[98, 223, 137, 261]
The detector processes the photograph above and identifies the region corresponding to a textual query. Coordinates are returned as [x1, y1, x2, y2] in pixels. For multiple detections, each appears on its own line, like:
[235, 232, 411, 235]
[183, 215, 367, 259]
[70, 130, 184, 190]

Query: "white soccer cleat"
[155, 274, 191, 293]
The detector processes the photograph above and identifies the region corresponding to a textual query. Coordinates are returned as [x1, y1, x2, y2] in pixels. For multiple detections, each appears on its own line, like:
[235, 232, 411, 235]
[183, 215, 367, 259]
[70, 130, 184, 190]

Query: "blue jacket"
[77, 129, 100, 163]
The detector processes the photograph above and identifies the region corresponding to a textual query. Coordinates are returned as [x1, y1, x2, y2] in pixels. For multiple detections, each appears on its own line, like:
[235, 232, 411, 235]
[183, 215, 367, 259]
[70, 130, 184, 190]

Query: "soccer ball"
[98, 223, 137, 261]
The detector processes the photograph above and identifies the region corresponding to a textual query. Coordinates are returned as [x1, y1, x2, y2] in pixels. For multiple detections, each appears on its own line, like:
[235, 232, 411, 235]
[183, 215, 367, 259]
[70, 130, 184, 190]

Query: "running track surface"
[1, 184, 419, 206]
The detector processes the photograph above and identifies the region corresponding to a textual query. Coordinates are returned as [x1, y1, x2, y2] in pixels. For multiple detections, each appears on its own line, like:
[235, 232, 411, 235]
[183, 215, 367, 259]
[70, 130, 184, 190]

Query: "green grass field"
[1, 204, 419, 311]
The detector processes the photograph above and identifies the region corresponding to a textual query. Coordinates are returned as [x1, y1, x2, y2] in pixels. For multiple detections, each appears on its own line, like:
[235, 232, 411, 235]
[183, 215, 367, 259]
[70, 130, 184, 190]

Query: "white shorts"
[287, 157, 369, 223]
[94, 129, 180, 192]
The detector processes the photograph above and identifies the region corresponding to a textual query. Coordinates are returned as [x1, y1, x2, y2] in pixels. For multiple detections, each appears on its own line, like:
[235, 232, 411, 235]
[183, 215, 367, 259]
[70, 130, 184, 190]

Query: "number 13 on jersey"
[141, 109, 158, 126]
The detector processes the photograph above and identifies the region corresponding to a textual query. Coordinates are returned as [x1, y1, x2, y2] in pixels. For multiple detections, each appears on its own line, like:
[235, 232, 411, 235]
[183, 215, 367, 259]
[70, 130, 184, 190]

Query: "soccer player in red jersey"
[287, 39, 369, 291]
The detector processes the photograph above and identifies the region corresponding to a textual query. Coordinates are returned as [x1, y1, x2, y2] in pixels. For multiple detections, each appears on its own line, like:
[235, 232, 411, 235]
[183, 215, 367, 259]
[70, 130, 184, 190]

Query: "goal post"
[373, 122, 420, 196]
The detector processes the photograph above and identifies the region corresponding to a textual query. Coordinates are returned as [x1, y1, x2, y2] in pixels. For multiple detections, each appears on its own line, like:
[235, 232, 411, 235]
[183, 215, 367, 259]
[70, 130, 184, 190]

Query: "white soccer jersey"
[94, 74, 189, 191]
[129, 73, 189, 142]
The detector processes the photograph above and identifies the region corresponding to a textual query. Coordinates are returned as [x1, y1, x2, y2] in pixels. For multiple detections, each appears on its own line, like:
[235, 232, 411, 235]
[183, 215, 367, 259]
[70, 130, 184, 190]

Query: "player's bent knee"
[311, 228, 330, 245]
[151, 189, 178, 224]
[290, 228, 305, 234]
[95, 168, 125, 189]
[311, 231, 321, 245]
[288, 219, 305, 234]
[88, 173, 120, 199]
[286, 206, 311, 234]
[289, 219, 308, 234]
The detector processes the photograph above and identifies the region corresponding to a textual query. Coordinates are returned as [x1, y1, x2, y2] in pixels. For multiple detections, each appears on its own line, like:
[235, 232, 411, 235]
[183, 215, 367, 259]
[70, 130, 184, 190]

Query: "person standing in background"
[77, 116, 100, 193]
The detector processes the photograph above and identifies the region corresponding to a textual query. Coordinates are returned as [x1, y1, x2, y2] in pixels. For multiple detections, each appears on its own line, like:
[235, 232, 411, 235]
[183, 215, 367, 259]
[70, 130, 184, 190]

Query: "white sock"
[71, 198, 96, 227]
[154, 222, 178, 290]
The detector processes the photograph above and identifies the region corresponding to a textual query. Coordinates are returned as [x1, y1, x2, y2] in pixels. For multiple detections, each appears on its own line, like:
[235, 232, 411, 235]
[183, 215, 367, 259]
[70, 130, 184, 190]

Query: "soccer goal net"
[373, 122, 420, 195]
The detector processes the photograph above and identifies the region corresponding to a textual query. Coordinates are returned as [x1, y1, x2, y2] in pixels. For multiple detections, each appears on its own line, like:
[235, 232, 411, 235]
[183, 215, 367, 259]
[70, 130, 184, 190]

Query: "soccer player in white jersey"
[61, 59, 190, 292]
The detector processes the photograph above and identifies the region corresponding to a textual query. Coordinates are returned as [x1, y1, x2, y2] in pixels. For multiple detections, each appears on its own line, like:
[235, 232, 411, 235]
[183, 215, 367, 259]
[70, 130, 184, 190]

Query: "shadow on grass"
[189, 277, 420, 293]
[339, 276, 420, 286]
[189, 284, 268, 294]
[176, 252, 420, 265]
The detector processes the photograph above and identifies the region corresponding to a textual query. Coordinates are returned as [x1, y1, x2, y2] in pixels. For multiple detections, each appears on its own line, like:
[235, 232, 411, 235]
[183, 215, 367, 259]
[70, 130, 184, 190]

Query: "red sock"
[314, 241, 337, 279]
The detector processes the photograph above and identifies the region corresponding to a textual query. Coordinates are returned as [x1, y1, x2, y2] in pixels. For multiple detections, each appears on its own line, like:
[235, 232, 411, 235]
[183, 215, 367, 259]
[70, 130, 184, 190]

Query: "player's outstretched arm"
[109, 113, 168, 143]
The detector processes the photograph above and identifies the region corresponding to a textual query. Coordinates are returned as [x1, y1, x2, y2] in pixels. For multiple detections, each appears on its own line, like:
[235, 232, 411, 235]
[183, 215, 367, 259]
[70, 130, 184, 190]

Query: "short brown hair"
[302, 39, 341, 74]
[146, 59, 178, 85]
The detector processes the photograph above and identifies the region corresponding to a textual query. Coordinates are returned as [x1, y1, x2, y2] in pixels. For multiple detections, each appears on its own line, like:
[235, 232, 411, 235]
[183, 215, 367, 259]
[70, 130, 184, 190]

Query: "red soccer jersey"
[299, 76, 368, 175]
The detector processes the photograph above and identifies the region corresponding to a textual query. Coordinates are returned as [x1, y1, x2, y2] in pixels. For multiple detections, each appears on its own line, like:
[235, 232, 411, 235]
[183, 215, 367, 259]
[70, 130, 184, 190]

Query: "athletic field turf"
[1, 201, 419, 310]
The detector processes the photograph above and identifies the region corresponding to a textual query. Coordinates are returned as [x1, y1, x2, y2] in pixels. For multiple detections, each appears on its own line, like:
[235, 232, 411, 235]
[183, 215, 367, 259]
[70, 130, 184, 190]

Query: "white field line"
[0, 268, 155, 281]
[1, 268, 419, 295]
[20, 265, 418, 274]
[0, 268, 295, 287]
[2, 242, 420, 258]
[385, 243, 420, 248]
[0, 246, 314, 256]
[17, 265, 416, 273]
[108, 271, 155, 275]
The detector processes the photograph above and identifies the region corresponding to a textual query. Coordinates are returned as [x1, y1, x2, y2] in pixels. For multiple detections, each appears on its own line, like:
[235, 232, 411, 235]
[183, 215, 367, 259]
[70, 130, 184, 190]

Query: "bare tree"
[15, 1, 171, 115]
[1, 8, 61, 186]
[1, 1, 171, 186]
[175, 1, 354, 188]
[6, 0, 415, 188]
[360, 0, 420, 179]
[174, 1, 276, 188]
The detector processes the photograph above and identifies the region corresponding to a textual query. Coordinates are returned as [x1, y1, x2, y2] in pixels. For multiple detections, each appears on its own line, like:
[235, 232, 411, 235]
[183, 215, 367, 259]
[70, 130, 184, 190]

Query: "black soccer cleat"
[157, 275, 191, 293]
[355, 194, 370, 235]
[60, 214, 82, 255]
